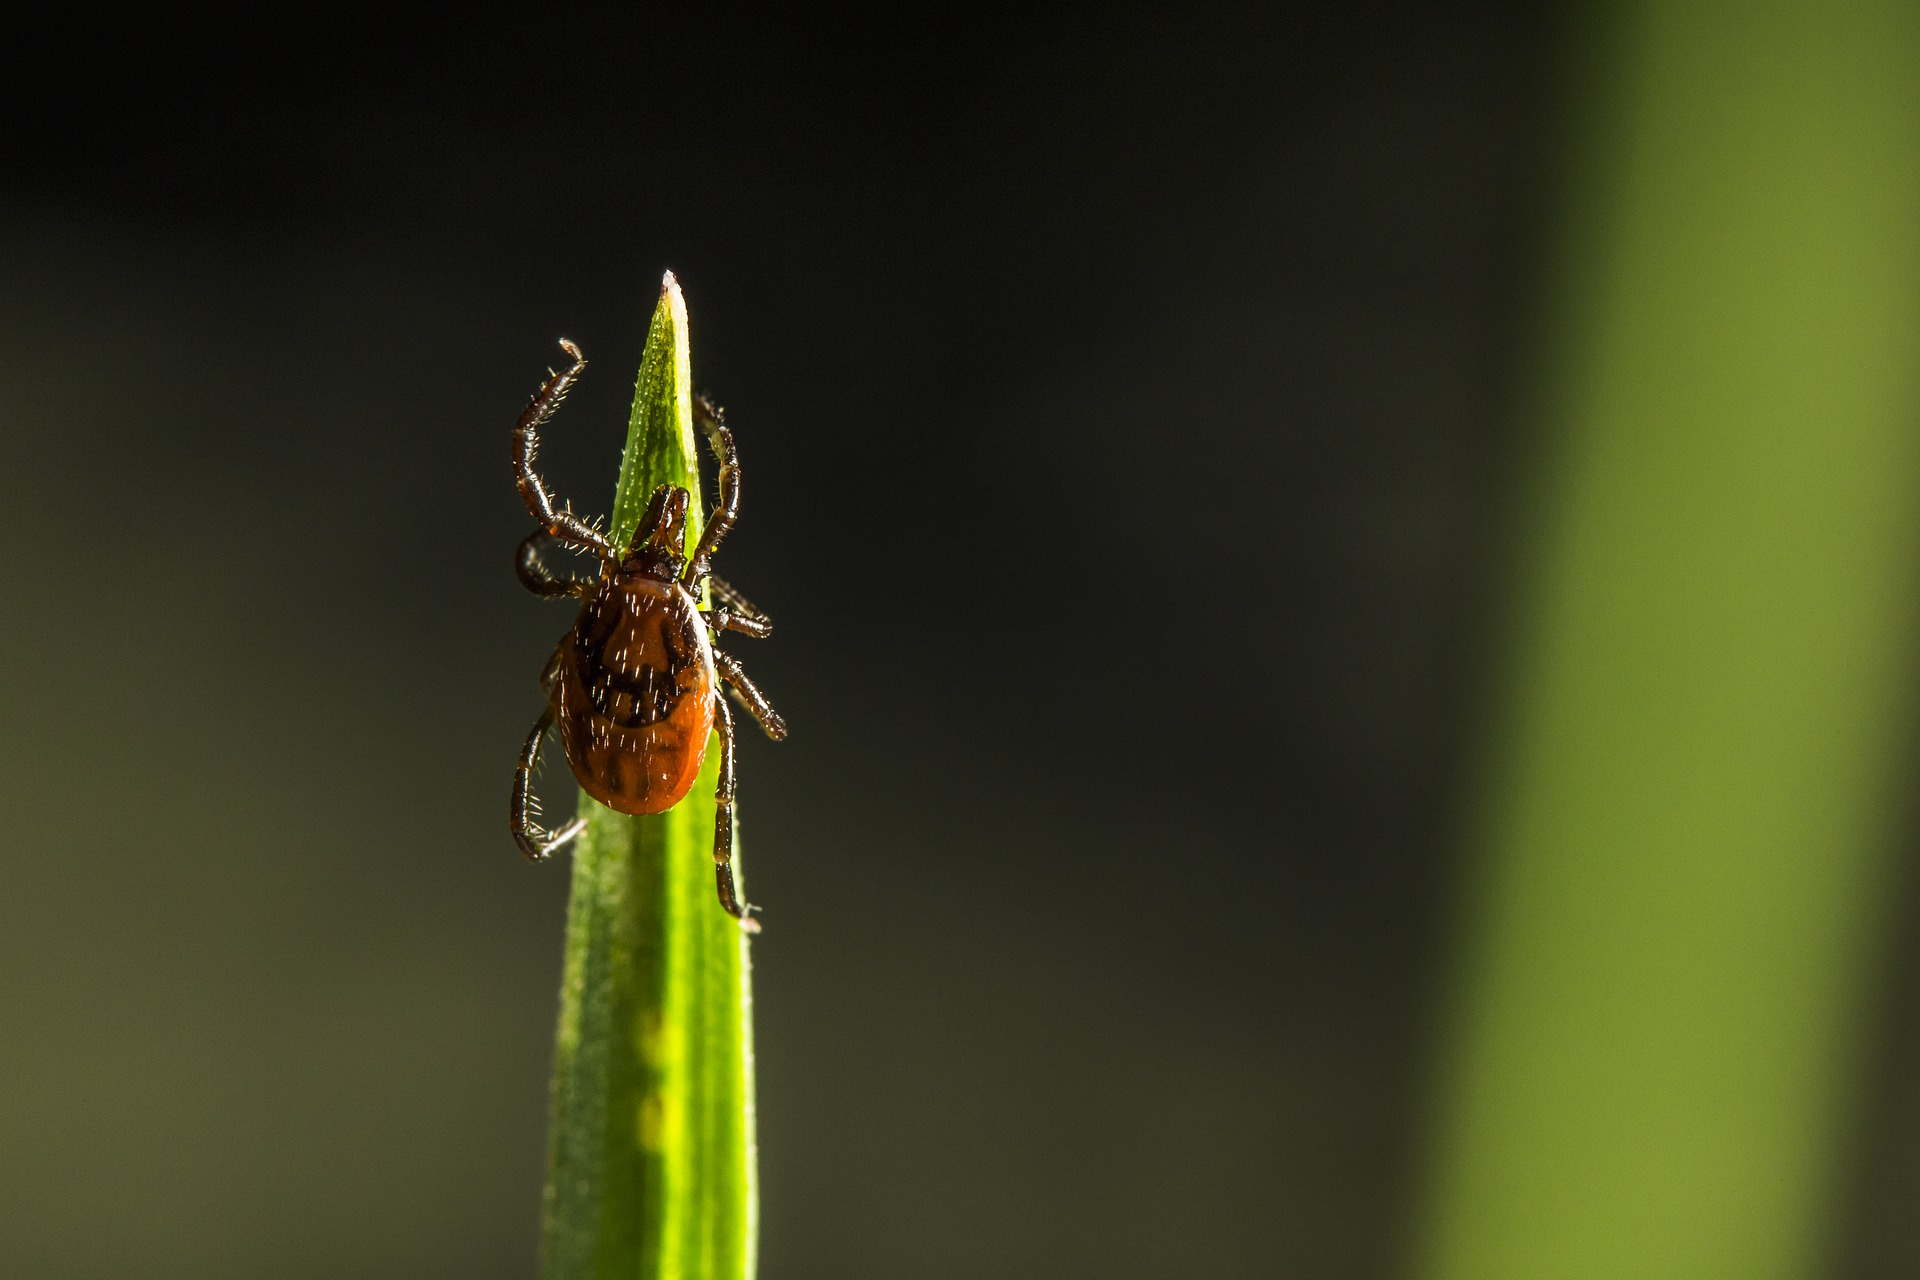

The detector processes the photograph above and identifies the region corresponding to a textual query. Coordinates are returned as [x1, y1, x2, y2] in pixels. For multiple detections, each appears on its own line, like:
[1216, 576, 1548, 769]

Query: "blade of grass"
[540, 273, 758, 1280]
[1416, 4, 1920, 1278]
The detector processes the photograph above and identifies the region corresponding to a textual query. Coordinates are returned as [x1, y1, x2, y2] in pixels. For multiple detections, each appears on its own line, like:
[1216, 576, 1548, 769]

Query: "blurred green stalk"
[1417, 4, 1920, 1278]
[540, 275, 758, 1280]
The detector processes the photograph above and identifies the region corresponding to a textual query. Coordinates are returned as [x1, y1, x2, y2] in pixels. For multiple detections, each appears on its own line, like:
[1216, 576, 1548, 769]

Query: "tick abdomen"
[554, 574, 716, 814]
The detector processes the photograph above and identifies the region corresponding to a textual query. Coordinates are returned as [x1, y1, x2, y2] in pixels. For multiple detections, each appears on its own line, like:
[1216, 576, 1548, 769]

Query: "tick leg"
[710, 576, 771, 626]
[510, 707, 586, 862]
[515, 340, 614, 559]
[517, 530, 597, 600]
[713, 649, 788, 740]
[704, 608, 773, 640]
[703, 575, 774, 638]
[710, 692, 761, 932]
[681, 395, 739, 591]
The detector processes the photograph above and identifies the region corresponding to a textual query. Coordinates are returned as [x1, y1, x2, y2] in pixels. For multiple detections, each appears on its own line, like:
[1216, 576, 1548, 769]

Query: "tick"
[508, 339, 787, 929]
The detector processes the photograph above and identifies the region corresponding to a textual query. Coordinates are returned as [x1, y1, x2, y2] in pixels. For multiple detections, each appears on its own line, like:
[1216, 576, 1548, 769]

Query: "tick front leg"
[681, 395, 740, 591]
[713, 649, 788, 740]
[711, 693, 760, 932]
[514, 340, 614, 559]
[510, 707, 586, 862]
[517, 530, 597, 600]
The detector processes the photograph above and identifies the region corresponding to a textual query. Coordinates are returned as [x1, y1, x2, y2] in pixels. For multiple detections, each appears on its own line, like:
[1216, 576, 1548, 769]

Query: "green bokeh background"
[1418, 3, 1920, 1277]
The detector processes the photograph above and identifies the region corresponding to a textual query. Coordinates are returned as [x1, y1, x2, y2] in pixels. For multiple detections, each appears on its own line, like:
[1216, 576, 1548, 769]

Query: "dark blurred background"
[3, 4, 1918, 1278]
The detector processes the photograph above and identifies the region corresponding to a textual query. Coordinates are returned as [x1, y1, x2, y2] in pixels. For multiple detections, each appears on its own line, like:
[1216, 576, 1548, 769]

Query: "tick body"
[557, 572, 715, 814]
[508, 338, 786, 929]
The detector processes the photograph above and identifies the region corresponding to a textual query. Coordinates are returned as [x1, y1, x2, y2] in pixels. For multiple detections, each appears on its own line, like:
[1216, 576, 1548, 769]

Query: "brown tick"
[508, 339, 786, 929]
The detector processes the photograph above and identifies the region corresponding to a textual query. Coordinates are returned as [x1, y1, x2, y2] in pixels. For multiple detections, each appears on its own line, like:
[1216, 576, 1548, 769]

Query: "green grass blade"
[540, 273, 758, 1280]
[1416, 4, 1920, 1279]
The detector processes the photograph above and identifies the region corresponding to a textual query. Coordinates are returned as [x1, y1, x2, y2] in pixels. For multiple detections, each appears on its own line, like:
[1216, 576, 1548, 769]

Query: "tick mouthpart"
[621, 484, 692, 576]
[632, 483, 690, 551]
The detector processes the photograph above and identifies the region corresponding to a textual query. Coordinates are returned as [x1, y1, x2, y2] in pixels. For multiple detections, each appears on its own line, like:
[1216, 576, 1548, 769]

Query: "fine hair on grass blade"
[539, 273, 758, 1280]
